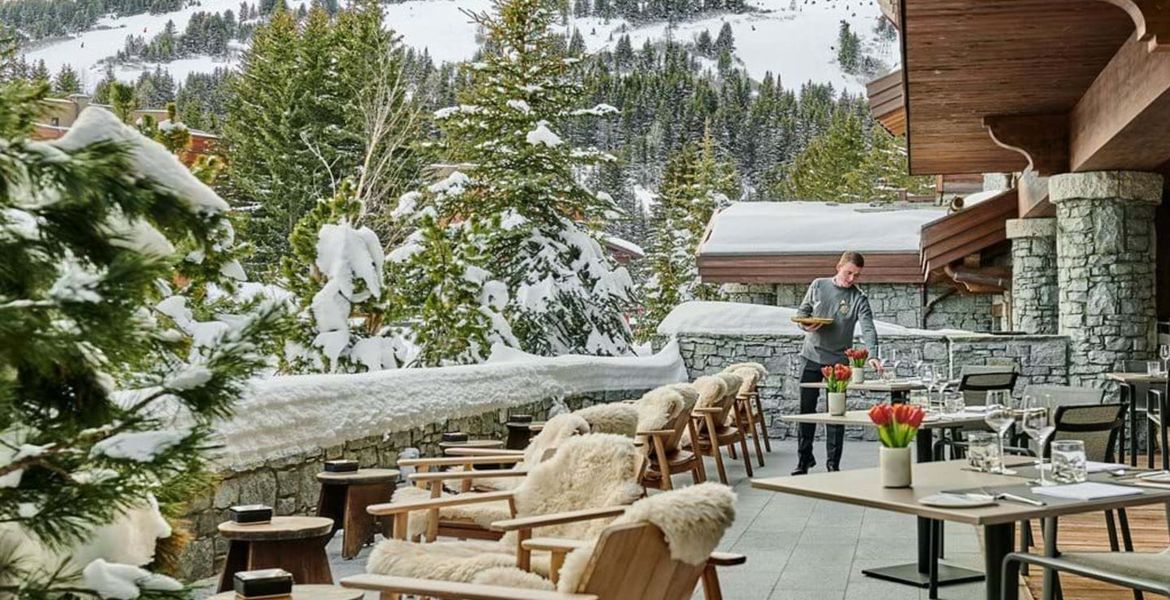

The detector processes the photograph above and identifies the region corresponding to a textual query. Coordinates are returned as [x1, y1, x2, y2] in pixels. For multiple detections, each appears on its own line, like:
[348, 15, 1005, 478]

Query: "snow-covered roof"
[603, 235, 645, 258]
[213, 341, 688, 467]
[700, 201, 947, 256]
[657, 301, 970, 337]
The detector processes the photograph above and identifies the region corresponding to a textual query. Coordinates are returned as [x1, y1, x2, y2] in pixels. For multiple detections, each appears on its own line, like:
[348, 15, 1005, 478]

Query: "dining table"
[752, 458, 1170, 600]
[798, 378, 936, 403]
[781, 409, 993, 591]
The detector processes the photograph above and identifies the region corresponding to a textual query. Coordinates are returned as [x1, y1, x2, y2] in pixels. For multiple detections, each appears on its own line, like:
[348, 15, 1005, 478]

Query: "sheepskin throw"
[691, 376, 727, 410]
[635, 385, 687, 433]
[367, 434, 643, 581]
[573, 403, 639, 437]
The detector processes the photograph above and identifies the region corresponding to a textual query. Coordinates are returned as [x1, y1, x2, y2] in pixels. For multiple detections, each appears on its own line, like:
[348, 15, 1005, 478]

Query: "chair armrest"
[409, 469, 528, 483]
[367, 490, 514, 515]
[708, 552, 747, 566]
[445, 447, 525, 457]
[522, 537, 590, 553]
[636, 429, 676, 437]
[340, 574, 598, 600]
[692, 407, 723, 415]
[1003, 553, 1170, 596]
[492, 506, 628, 532]
[398, 455, 525, 468]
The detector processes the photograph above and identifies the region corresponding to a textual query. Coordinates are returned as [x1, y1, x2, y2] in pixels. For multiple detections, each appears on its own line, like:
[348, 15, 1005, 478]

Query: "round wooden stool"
[438, 439, 504, 452]
[216, 516, 334, 592]
[315, 468, 399, 560]
[208, 584, 362, 600]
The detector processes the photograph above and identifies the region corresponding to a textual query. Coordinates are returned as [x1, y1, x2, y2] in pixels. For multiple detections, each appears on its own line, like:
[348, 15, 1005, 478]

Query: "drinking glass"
[983, 403, 1017, 474]
[967, 431, 1001, 472]
[1149, 361, 1162, 377]
[1051, 440, 1088, 484]
[943, 391, 965, 416]
[1020, 399, 1056, 485]
[1160, 343, 1169, 375]
[881, 348, 898, 382]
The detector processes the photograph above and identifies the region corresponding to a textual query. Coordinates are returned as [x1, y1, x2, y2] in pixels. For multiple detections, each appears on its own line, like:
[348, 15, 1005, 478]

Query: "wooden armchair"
[347, 483, 743, 600]
[638, 386, 705, 491]
[688, 373, 753, 483]
[724, 364, 769, 467]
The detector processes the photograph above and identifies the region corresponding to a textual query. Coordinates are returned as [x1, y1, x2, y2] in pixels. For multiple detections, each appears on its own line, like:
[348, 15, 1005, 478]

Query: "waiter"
[792, 251, 882, 475]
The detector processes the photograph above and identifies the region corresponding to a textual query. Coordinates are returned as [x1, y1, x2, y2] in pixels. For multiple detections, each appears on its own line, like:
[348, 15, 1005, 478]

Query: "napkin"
[1031, 482, 1143, 501]
[1085, 461, 1127, 473]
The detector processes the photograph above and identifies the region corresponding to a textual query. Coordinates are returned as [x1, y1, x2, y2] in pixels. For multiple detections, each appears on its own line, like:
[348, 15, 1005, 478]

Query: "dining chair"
[1002, 547, 1170, 600]
[958, 366, 1018, 406]
[1147, 378, 1167, 471]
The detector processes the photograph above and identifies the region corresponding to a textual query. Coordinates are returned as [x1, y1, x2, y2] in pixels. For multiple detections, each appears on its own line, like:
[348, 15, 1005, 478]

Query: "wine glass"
[1021, 398, 1056, 485]
[1160, 343, 1169, 375]
[880, 348, 897, 382]
[983, 402, 1017, 474]
[911, 349, 925, 381]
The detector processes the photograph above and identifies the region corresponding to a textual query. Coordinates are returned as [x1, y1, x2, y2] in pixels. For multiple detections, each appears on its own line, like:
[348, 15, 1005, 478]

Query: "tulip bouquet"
[868, 403, 926, 448]
[820, 364, 852, 392]
[844, 347, 869, 369]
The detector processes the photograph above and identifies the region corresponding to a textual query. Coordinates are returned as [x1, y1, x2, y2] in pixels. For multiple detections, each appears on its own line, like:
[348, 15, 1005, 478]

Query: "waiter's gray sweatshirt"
[796, 277, 879, 365]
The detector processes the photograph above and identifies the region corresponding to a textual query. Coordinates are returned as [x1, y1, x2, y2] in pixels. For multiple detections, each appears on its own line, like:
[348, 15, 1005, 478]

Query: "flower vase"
[880, 446, 912, 488]
[851, 368, 864, 384]
[828, 392, 847, 416]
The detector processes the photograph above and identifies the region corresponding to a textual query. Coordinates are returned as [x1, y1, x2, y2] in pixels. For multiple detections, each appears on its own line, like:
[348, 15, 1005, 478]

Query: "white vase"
[880, 446, 913, 488]
[851, 368, 864, 384]
[827, 392, 847, 416]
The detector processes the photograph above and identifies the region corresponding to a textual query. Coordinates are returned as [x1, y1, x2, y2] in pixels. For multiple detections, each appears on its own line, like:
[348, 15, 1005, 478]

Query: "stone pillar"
[1050, 171, 1163, 386]
[1006, 218, 1058, 334]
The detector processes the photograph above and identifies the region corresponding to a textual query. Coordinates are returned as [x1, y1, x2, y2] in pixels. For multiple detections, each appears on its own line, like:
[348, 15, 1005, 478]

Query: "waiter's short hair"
[838, 251, 865, 268]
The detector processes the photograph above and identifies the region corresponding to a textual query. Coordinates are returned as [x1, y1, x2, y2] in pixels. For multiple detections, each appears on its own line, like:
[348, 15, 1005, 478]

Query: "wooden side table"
[208, 584, 362, 600]
[438, 439, 504, 452]
[216, 516, 334, 592]
[315, 468, 399, 560]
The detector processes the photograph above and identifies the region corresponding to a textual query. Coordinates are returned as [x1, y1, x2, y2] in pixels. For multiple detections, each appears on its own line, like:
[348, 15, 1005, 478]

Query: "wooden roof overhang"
[698, 252, 924, 285]
[899, 0, 1170, 176]
[920, 189, 1018, 287]
[867, 70, 906, 137]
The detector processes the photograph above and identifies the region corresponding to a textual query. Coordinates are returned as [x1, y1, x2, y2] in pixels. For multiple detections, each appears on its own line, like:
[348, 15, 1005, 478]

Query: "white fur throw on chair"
[472, 482, 738, 593]
[368, 434, 644, 581]
[573, 403, 639, 437]
[635, 385, 687, 433]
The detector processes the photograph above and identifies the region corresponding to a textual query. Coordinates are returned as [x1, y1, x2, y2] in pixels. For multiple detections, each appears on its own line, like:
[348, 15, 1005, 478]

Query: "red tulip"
[868, 404, 892, 427]
[821, 365, 833, 380]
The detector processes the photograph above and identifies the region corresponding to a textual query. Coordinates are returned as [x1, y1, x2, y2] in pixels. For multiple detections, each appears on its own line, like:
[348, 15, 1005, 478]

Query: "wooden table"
[1104, 372, 1168, 466]
[316, 468, 399, 559]
[781, 409, 991, 591]
[752, 459, 1170, 600]
[438, 439, 504, 451]
[216, 516, 334, 592]
[800, 378, 929, 402]
[208, 584, 363, 600]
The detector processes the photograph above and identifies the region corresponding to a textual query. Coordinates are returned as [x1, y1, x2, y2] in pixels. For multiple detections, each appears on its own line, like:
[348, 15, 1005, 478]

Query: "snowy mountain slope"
[20, 0, 895, 94]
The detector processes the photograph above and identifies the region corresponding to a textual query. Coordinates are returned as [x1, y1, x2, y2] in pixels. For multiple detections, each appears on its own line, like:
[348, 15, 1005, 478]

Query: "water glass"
[1149, 361, 1163, 377]
[1051, 440, 1088, 484]
[943, 392, 965, 416]
[967, 432, 1001, 473]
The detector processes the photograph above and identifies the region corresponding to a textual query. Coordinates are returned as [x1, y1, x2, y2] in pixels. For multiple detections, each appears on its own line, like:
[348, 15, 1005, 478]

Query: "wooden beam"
[983, 114, 1069, 176]
[1069, 29, 1170, 171]
[1017, 170, 1056, 219]
[1097, 0, 1170, 52]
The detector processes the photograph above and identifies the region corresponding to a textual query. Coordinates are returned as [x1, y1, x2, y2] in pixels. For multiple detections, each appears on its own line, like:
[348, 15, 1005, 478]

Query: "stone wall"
[179, 388, 649, 581]
[731, 282, 997, 332]
[673, 333, 1069, 443]
[1006, 218, 1059, 334]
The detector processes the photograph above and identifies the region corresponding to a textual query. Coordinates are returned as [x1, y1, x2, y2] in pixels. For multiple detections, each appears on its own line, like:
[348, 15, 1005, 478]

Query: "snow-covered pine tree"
[0, 54, 284, 597]
[390, 0, 635, 360]
[639, 128, 738, 338]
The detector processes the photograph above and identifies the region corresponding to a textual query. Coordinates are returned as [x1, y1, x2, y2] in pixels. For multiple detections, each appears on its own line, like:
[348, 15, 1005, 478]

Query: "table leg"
[1124, 384, 1138, 466]
[862, 428, 984, 590]
[342, 482, 395, 560]
[217, 540, 250, 592]
[1041, 517, 1061, 600]
[250, 536, 334, 585]
[891, 390, 909, 404]
[983, 522, 1015, 600]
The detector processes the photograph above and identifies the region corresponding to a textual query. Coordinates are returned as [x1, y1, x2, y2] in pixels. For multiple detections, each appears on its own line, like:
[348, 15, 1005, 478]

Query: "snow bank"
[214, 341, 688, 467]
[700, 201, 946, 255]
[657, 301, 969, 337]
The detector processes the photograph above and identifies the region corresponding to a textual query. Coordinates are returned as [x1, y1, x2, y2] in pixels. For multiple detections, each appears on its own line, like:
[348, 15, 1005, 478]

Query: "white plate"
[918, 493, 997, 508]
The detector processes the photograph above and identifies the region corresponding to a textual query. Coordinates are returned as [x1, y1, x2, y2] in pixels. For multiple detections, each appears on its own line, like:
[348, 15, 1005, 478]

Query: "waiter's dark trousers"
[797, 360, 845, 469]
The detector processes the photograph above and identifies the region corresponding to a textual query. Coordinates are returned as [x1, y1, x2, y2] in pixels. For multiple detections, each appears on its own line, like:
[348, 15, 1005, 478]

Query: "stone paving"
[195, 440, 992, 600]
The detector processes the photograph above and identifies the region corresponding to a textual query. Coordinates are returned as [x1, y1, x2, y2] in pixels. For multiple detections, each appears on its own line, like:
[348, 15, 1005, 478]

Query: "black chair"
[1148, 378, 1167, 471]
[1121, 359, 1156, 464]
[1002, 550, 1170, 600]
[958, 369, 1019, 406]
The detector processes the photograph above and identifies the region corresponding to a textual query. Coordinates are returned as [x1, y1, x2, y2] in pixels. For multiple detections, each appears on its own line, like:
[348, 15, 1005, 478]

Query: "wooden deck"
[1018, 459, 1169, 600]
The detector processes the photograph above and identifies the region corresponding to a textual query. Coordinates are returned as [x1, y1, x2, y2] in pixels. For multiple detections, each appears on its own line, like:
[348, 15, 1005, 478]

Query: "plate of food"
[791, 316, 834, 326]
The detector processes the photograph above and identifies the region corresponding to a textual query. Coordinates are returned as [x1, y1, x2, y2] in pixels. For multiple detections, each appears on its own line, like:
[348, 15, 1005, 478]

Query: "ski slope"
[20, 0, 895, 94]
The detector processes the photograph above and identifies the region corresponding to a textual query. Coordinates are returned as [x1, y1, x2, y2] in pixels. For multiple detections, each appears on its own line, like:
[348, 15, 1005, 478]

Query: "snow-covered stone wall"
[667, 332, 1069, 443]
[179, 344, 687, 579]
[725, 282, 998, 332]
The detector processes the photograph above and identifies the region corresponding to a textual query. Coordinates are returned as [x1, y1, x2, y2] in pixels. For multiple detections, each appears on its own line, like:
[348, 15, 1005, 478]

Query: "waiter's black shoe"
[826, 463, 840, 472]
[790, 459, 816, 476]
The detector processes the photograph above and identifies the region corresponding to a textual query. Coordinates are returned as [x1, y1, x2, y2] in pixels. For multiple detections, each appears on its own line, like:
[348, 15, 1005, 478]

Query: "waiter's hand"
[868, 358, 884, 373]
[801, 323, 824, 332]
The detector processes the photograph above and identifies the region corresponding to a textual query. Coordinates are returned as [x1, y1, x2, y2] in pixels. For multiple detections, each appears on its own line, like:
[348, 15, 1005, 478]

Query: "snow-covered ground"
[22, 0, 895, 94]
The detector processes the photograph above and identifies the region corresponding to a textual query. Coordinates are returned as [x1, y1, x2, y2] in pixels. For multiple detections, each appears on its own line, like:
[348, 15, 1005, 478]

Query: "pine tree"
[640, 128, 739, 338]
[29, 60, 49, 86]
[51, 64, 81, 95]
[0, 40, 284, 596]
[391, 0, 635, 361]
[836, 20, 861, 74]
[695, 29, 713, 57]
[714, 22, 735, 55]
